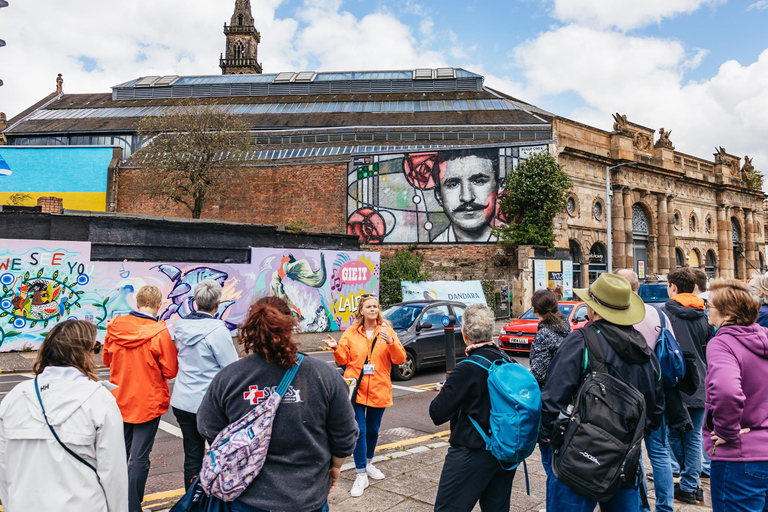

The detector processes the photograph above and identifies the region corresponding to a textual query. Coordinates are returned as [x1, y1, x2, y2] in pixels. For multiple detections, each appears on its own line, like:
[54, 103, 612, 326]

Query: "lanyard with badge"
[363, 327, 379, 375]
[351, 329, 379, 403]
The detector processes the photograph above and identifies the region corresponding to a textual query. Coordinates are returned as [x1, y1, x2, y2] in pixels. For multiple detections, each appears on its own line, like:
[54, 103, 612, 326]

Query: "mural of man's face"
[437, 155, 498, 239]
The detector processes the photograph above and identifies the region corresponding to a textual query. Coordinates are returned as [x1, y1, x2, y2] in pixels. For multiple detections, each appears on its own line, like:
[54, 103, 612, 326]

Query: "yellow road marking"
[375, 429, 450, 452]
[141, 487, 186, 503]
[410, 382, 440, 390]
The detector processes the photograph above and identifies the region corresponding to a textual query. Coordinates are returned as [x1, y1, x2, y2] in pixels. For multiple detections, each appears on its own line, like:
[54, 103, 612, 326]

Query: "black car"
[383, 300, 468, 381]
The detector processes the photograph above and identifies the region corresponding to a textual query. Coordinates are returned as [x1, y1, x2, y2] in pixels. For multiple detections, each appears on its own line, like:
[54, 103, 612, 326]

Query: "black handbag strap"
[351, 335, 378, 402]
[34, 376, 98, 474]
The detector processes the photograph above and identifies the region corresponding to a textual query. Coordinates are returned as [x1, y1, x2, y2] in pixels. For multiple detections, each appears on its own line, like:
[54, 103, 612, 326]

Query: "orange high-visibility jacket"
[103, 313, 179, 424]
[332, 322, 406, 408]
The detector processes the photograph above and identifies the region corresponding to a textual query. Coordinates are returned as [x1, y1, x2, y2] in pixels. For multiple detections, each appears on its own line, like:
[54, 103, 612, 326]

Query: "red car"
[498, 301, 588, 353]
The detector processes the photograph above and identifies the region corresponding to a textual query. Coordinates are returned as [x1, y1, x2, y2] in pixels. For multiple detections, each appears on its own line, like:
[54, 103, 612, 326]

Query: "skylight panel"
[294, 71, 317, 82]
[154, 75, 180, 87]
[273, 72, 295, 83]
[435, 68, 456, 79]
[135, 76, 161, 87]
[414, 68, 433, 80]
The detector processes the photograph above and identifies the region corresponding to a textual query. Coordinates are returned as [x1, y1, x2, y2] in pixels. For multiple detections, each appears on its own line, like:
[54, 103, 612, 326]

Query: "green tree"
[494, 151, 572, 250]
[380, 246, 430, 306]
[133, 100, 254, 219]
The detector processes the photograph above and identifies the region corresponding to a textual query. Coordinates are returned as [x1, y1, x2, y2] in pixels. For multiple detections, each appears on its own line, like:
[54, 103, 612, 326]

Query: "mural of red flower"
[347, 208, 386, 243]
[403, 152, 446, 190]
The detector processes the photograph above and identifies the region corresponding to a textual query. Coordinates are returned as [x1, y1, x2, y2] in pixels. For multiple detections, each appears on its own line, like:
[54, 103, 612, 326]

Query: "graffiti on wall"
[0, 240, 381, 350]
[0, 239, 257, 351]
[346, 145, 547, 244]
[251, 248, 379, 332]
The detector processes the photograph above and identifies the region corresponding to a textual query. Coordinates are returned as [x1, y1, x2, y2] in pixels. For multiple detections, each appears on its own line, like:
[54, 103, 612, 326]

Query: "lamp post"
[606, 161, 638, 274]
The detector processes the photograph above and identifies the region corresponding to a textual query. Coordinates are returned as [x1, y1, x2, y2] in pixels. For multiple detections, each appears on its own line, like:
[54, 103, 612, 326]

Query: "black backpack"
[550, 325, 646, 502]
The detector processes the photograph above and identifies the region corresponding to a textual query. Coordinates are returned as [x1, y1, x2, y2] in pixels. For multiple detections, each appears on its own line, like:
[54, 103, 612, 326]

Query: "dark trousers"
[173, 407, 207, 490]
[124, 416, 161, 512]
[434, 444, 516, 512]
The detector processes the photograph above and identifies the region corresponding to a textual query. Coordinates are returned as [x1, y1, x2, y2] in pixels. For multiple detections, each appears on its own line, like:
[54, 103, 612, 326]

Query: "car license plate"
[510, 337, 529, 344]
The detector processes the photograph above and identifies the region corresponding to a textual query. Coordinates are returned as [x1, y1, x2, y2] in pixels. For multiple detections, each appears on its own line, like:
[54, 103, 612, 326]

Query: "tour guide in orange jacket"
[103, 285, 178, 512]
[324, 295, 406, 498]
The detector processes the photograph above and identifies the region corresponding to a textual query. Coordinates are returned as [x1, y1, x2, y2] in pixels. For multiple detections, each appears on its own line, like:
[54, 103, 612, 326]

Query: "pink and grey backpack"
[200, 354, 304, 501]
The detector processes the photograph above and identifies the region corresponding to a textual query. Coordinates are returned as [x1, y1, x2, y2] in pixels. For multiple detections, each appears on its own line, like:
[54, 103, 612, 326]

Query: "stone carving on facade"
[742, 155, 754, 173]
[634, 132, 652, 152]
[714, 146, 732, 167]
[612, 113, 633, 136]
[55, 73, 63, 95]
[655, 128, 674, 149]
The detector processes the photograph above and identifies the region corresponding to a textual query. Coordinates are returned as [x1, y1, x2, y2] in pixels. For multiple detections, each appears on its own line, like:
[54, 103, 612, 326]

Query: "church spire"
[220, 0, 262, 75]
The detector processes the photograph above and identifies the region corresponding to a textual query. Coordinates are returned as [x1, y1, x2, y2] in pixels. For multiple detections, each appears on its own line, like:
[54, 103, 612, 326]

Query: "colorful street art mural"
[0, 240, 380, 350]
[0, 239, 254, 351]
[251, 248, 379, 332]
[0, 146, 115, 211]
[346, 145, 548, 244]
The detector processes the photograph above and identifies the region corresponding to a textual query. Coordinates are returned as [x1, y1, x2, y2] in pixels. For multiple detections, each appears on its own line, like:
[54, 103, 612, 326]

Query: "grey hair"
[750, 272, 768, 299]
[194, 279, 222, 313]
[462, 303, 495, 343]
[615, 269, 639, 292]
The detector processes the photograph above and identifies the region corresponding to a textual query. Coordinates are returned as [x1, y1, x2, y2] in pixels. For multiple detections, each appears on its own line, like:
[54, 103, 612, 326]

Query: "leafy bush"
[494, 152, 572, 250]
[379, 246, 430, 307]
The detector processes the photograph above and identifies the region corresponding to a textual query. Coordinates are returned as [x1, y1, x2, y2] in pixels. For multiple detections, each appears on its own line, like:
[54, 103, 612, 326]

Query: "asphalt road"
[0, 349, 530, 503]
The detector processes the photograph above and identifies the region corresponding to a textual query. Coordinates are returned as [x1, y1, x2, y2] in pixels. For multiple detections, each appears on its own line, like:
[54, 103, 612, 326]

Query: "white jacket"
[0, 367, 128, 512]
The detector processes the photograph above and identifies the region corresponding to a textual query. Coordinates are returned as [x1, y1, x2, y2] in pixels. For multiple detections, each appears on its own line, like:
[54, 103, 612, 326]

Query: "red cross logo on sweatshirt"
[243, 385, 265, 405]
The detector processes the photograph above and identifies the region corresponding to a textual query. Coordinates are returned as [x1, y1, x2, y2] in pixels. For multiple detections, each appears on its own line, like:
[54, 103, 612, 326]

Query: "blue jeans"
[546, 473, 640, 511]
[702, 442, 711, 477]
[668, 407, 704, 493]
[539, 442, 552, 480]
[711, 461, 768, 512]
[353, 403, 385, 471]
[643, 419, 674, 512]
[231, 500, 329, 512]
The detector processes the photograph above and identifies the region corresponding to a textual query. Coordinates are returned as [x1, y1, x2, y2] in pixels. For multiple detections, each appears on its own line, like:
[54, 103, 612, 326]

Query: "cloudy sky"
[1, 0, 767, 179]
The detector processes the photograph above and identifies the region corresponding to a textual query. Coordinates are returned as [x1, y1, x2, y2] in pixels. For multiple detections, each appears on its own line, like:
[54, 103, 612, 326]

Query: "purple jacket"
[704, 323, 768, 461]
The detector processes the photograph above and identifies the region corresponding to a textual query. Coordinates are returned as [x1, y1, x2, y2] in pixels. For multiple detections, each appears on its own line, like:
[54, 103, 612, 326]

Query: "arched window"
[589, 242, 607, 284]
[238, 13, 244, 26]
[232, 41, 244, 59]
[732, 218, 741, 243]
[632, 204, 649, 234]
[675, 248, 684, 268]
[689, 249, 700, 268]
[705, 250, 716, 280]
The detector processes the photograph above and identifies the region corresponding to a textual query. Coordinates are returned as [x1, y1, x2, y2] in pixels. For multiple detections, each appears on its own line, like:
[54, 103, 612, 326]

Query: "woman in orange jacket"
[324, 294, 406, 498]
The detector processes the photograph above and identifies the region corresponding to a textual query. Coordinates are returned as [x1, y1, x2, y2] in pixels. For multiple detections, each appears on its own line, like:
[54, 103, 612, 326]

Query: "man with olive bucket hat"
[539, 273, 664, 510]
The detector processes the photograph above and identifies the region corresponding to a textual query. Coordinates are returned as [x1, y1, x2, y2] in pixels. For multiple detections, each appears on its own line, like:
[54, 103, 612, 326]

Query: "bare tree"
[133, 100, 254, 219]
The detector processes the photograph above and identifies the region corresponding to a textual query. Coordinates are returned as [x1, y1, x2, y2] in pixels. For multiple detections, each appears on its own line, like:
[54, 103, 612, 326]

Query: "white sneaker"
[366, 464, 385, 480]
[351, 474, 369, 497]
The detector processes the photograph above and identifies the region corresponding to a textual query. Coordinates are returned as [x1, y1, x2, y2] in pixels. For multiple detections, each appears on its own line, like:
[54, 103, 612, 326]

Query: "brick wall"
[117, 162, 348, 233]
[376, 244, 515, 281]
[36, 196, 63, 214]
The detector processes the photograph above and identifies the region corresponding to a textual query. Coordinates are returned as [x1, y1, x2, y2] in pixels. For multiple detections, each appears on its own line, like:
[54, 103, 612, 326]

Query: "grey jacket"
[197, 353, 358, 512]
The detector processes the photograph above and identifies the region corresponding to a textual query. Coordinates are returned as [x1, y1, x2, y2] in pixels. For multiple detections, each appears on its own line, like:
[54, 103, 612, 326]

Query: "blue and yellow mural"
[0, 146, 115, 211]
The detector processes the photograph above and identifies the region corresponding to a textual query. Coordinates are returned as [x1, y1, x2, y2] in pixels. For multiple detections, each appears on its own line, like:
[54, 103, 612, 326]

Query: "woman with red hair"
[197, 297, 358, 512]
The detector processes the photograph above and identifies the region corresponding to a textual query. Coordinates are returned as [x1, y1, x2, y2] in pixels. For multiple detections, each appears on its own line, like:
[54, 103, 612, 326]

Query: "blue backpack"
[653, 306, 686, 388]
[461, 354, 541, 488]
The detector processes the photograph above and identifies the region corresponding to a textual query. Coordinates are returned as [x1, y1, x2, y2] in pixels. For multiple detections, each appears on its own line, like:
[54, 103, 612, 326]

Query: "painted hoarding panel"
[250, 248, 379, 333]
[401, 280, 487, 306]
[346, 145, 547, 244]
[0, 238, 257, 351]
[0, 146, 114, 211]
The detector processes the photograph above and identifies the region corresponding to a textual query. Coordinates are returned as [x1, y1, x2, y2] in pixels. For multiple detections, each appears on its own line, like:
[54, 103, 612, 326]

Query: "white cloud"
[551, 0, 723, 30]
[0, 0, 446, 118]
[748, 1, 768, 10]
[511, 25, 768, 189]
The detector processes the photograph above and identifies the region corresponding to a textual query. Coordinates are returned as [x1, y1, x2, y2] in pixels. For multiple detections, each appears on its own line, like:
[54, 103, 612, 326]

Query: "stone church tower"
[220, 0, 262, 75]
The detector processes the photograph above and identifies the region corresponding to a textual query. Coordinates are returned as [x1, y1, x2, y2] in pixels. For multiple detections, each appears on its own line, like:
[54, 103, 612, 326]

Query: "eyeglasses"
[706, 303, 717, 311]
[92, 342, 102, 355]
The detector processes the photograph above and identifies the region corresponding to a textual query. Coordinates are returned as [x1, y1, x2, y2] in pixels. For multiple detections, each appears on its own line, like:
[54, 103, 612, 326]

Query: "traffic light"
[0, 0, 7, 87]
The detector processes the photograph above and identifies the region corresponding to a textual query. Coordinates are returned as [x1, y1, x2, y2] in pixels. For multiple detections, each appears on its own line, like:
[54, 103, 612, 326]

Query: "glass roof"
[31, 97, 522, 121]
[112, 69, 483, 89]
